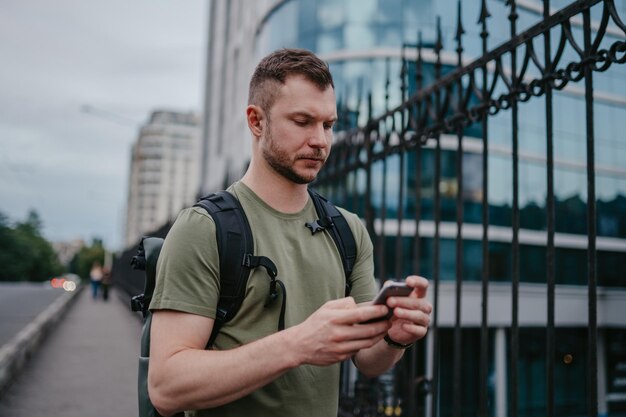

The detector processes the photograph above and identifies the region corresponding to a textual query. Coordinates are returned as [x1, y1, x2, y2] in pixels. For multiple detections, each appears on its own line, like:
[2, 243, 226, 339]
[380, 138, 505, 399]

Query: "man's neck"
[240, 169, 309, 213]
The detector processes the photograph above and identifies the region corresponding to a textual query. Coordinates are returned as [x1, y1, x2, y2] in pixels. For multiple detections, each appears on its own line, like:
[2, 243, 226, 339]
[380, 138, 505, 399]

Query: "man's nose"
[308, 123, 328, 148]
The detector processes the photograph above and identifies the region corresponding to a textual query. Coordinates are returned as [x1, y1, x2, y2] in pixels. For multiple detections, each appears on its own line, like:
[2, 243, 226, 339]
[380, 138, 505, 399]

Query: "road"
[0, 282, 65, 347]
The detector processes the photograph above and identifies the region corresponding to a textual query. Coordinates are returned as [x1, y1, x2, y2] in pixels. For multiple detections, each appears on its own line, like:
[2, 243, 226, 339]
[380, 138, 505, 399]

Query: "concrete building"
[125, 110, 201, 247]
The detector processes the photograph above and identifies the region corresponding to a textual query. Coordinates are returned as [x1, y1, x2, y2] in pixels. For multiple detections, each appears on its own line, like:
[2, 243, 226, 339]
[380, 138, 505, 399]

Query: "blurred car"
[49, 274, 80, 292]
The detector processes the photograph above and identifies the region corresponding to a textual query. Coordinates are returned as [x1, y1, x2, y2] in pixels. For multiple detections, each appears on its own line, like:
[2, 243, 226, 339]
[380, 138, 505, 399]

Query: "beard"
[262, 126, 327, 185]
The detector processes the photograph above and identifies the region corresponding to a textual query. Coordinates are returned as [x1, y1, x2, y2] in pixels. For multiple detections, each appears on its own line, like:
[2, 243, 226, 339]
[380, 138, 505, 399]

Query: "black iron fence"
[318, 1, 626, 416]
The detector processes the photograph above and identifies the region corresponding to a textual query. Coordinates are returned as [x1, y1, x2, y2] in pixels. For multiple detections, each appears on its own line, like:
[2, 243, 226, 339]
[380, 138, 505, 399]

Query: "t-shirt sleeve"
[149, 207, 220, 319]
[339, 208, 378, 304]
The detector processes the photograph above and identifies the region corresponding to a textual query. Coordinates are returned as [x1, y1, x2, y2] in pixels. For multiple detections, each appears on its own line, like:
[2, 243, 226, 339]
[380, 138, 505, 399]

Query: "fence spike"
[478, 0, 491, 26]
[508, 0, 519, 26]
[455, 0, 465, 43]
[435, 16, 443, 54]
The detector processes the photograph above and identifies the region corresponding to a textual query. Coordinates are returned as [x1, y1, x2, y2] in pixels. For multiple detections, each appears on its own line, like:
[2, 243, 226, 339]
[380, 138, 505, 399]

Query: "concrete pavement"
[0, 286, 143, 417]
[0, 284, 80, 396]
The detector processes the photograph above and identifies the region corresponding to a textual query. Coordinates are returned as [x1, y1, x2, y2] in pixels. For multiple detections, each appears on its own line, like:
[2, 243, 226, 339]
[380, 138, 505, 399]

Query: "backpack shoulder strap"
[194, 191, 254, 345]
[194, 191, 282, 345]
[307, 189, 357, 295]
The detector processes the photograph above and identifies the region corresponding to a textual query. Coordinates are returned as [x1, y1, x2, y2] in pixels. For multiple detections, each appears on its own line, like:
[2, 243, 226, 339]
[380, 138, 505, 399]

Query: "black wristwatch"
[384, 334, 414, 349]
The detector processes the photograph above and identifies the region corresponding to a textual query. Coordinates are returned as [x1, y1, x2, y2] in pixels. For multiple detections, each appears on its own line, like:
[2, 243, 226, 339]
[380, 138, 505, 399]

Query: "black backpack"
[130, 188, 357, 417]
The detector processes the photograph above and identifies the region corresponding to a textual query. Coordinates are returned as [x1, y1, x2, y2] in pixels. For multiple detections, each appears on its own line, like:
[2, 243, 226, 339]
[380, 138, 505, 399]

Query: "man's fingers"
[333, 322, 389, 346]
[386, 296, 432, 314]
[405, 275, 429, 298]
[326, 335, 387, 362]
[392, 307, 431, 327]
[318, 297, 391, 326]
[341, 333, 387, 352]
[400, 322, 429, 339]
[329, 303, 388, 325]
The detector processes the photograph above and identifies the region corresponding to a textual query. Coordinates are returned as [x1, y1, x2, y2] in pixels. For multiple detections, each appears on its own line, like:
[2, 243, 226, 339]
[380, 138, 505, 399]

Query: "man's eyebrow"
[287, 111, 314, 119]
[288, 111, 337, 122]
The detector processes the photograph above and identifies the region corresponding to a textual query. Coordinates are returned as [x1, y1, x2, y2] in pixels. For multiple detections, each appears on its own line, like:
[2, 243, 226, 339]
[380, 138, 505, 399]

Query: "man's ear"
[246, 105, 265, 138]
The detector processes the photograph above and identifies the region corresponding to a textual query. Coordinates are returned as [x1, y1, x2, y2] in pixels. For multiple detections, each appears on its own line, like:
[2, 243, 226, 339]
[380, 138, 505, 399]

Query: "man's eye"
[294, 120, 308, 126]
[324, 123, 335, 130]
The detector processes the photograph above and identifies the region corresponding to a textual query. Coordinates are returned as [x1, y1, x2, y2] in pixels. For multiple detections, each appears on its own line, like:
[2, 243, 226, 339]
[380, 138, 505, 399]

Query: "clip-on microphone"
[305, 217, 333, 235]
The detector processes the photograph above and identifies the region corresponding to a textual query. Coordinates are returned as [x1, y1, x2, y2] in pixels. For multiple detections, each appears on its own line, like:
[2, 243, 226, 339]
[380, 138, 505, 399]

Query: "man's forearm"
[353, 338, 405, 377]
[150, 329, 300, 415]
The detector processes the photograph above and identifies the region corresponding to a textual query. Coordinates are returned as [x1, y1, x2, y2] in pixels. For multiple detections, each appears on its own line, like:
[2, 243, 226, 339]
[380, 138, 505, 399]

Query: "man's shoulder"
[164, 207, 217, 250]
[173, 206, 216, 226]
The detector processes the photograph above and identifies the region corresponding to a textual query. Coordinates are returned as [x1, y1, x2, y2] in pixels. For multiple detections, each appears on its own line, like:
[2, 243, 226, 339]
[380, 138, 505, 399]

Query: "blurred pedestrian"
[89, 262, 103, 300]
[101, 266, 111, 301]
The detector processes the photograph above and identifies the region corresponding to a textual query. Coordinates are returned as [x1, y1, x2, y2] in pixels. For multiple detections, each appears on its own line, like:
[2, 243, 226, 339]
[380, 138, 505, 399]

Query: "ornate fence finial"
[356, 77, 363, 127]
[455, 0, 465, 56]
[507, 0, 519, 26]
[385, 57, 391, 113]
[455, 0, 465, 43]
[417, 30, 423, 55]
[344, 85, 351, 129]
[478, 0, 491, 42]
[435, 15, 443, 55]
[478, 0, 491, 26]
[416, 31, 424, 90]
[401, 45, 408, 104]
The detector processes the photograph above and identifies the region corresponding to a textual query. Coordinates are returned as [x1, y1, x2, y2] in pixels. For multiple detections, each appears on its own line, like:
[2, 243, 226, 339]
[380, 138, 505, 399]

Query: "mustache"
[296, 149, 326, 160]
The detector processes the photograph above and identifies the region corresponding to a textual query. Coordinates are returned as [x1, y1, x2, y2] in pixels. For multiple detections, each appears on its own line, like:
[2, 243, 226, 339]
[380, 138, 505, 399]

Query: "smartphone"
[362, 282, 412, 323]
[371, 282, 412, 305]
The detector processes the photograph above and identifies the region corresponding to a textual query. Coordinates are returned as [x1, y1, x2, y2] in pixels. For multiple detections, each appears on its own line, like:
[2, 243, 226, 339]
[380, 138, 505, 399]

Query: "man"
[148, 48, 432, 417]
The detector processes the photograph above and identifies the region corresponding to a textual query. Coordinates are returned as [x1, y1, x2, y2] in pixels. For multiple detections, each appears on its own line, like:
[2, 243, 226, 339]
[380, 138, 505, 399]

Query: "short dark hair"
[248, 48, 335, 113]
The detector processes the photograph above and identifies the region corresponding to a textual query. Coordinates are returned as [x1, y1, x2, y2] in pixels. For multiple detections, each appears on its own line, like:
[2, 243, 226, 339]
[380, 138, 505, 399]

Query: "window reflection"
[374, 236, 625, 287]
[338, 137, 626, 239]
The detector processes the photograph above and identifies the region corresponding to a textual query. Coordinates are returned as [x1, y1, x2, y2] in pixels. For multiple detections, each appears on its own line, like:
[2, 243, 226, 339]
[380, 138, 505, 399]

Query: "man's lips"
[299, 158, 325, 168]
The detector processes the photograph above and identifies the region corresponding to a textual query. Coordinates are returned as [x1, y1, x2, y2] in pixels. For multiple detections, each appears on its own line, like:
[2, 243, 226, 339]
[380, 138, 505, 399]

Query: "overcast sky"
[0, 1, 208, 250]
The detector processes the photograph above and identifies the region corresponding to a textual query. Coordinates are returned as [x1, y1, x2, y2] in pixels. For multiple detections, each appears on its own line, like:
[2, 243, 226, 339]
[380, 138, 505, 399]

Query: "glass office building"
[203, 1, 626, 415]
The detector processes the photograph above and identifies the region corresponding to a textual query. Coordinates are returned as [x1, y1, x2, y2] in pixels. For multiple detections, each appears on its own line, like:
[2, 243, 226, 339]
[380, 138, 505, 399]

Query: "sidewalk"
[0, 286, 143, 417]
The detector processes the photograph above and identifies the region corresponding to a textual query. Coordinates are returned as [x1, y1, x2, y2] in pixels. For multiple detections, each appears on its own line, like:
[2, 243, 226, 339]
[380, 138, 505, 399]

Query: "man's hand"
[287, 297, 391, 367]
[384, 275, 432, 346]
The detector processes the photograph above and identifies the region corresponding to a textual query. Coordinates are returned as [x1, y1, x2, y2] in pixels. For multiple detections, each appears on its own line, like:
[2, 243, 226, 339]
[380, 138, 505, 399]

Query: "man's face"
[260, 75, 337, 184]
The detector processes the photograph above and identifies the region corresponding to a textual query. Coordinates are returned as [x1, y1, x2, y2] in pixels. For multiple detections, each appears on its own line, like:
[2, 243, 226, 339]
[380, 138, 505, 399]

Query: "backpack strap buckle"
[243, 254, 278, 278]
[242, 254, 285, 331]
[131, 294, 145, 313]
[216, 307, 228, 321]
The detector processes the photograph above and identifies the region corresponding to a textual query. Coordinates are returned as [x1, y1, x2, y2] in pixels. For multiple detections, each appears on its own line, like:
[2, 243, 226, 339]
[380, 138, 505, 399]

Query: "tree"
[0, 210, 64, 282]
[0, 213, 29, 280]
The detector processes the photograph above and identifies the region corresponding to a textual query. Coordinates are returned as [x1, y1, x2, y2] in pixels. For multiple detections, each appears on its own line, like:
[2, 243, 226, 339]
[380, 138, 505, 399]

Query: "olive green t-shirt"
[150, 181, 377, 417]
